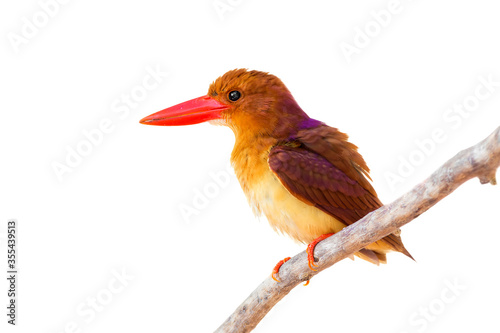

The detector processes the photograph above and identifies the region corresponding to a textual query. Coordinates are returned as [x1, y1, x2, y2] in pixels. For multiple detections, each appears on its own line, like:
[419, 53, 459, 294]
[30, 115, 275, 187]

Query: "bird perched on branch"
[140, 69, 413, 281]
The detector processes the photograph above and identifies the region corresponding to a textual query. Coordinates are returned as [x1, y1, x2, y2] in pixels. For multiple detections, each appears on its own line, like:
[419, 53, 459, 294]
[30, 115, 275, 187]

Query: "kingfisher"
[140, 69, 413, 281]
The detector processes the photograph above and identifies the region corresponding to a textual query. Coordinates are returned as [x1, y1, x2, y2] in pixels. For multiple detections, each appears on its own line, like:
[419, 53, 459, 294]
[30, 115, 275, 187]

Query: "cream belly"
[233, 151, 398, 264]
[244, 169, 347, 244]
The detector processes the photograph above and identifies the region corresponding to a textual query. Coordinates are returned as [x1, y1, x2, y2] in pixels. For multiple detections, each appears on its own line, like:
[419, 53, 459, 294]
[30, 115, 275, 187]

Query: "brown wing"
[295, 124, 377, 197]
[269, 124, 413, 259]
[268, 145, 381, 225]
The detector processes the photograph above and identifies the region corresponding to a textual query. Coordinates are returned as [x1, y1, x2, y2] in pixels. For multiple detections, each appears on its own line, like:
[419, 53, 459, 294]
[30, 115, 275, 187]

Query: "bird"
[140, 68, 413, 281]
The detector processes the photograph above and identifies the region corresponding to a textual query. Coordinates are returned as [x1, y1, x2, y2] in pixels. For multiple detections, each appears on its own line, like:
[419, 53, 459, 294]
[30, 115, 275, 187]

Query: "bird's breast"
[232, 144, 346, 244]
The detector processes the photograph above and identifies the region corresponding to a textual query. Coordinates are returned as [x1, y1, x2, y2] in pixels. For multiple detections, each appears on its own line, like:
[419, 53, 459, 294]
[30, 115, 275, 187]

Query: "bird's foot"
[271, 257, 291, 282]
[307, 233, 335, 271]
[272, 232, 335, 283]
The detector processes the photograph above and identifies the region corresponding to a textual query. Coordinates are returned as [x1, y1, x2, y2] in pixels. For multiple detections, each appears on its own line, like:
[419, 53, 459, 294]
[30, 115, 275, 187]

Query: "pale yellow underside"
[245, 168, 347, 244]
[242, 165, 395, 260]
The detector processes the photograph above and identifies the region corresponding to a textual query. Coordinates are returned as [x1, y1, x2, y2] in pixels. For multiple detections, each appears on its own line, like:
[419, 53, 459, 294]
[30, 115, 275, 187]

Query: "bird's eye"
[228, 90, 241, 102]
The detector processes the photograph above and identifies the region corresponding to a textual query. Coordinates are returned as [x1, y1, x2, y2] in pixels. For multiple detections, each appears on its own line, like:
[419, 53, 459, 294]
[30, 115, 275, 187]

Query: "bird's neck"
[228, 97, 310, 194]
[230, 133, 277, 194]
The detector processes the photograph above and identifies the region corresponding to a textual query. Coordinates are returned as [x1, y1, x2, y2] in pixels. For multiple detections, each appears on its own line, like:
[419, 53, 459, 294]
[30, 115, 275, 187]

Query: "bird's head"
[140, 69, 311, 138]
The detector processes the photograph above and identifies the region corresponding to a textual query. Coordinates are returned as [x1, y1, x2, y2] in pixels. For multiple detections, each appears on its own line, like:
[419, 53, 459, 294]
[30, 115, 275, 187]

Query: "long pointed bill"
[139, 95, 229, 126]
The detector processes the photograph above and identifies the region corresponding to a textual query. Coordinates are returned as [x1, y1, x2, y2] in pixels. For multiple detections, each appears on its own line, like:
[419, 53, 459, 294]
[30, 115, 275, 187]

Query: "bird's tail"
[356, 229, 414, 265]
[355, 249, 387, 265]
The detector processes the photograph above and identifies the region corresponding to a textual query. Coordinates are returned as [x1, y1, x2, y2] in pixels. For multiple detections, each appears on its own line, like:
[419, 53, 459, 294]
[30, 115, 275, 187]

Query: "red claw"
[306, 233, 335, 271]
[271, 257, 291, 282]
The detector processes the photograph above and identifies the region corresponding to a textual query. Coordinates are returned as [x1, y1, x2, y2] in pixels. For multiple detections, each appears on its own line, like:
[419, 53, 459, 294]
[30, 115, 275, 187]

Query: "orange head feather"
[207, 69, 311, 141]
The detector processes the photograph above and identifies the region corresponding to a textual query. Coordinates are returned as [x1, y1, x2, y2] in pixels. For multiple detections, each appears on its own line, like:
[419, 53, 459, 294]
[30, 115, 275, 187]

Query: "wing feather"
[268, 124, 413, 260]
[268, 145, 379, 225]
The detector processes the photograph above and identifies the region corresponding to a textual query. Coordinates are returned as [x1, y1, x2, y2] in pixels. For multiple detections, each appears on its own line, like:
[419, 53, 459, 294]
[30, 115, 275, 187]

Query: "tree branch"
[215, 126, 500, 333]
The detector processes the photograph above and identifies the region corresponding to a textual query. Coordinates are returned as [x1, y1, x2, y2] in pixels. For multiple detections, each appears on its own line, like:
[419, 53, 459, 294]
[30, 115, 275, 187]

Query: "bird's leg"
[271, 257, 291, 282]
[307, 233, 335, 271]
[272, 232, 335, 283]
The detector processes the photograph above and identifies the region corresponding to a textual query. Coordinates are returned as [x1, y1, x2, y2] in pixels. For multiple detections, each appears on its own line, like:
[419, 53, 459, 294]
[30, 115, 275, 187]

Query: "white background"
[1, 0, 500, 332]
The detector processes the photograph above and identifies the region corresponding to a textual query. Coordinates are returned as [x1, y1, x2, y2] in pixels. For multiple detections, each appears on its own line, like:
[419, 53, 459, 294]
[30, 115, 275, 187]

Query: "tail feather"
[356, 230, 414, 265]
[383, 232, 415, 261]
[355, 248, 385, 265]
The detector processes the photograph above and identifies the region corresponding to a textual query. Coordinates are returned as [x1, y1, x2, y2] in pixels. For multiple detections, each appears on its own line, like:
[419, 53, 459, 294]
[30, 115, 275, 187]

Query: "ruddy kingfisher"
[140, 69, 413, 281]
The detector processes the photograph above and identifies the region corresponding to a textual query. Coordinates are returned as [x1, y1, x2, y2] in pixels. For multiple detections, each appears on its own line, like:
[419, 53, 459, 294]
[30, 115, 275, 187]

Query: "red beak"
[139, 95, 229, 126]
